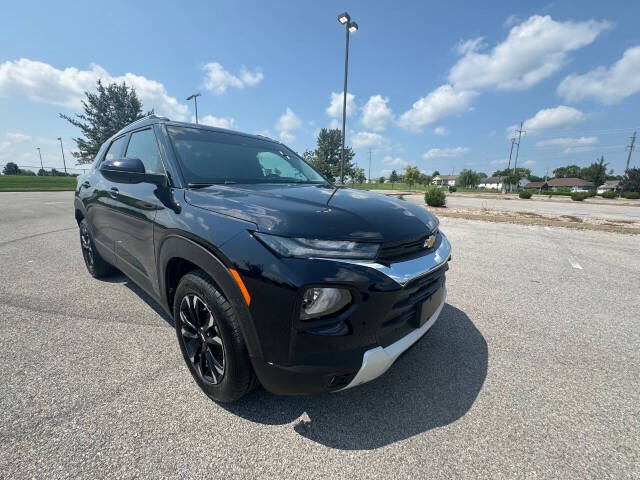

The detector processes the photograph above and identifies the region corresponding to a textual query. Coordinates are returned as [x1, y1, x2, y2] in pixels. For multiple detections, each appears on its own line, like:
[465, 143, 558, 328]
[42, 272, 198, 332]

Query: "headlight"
[253, 232, 380, 259]
[301, 287, 352, 320]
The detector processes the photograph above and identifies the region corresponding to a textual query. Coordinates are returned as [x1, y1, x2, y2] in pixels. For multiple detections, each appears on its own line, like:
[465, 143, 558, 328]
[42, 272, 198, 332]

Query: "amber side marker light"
[229, 268, 251, 306]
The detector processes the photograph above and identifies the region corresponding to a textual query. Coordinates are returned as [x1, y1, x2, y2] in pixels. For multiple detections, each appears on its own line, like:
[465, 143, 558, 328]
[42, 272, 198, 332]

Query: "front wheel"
[174, 270, 258, 402]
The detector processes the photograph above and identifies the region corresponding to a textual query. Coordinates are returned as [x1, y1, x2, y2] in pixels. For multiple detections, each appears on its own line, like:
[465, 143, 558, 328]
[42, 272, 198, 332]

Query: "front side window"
[126, 129, 163, 174]
[104, 136, 128, 163]
[167, 126, 327, 185]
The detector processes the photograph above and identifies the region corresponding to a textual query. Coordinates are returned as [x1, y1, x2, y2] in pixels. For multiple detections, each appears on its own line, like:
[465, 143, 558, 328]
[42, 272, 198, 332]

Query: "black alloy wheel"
[179, 294, 225, 385]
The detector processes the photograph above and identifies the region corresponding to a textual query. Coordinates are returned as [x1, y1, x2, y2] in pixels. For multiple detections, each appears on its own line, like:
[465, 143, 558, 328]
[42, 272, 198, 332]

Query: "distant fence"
[0, 163, 90, 175]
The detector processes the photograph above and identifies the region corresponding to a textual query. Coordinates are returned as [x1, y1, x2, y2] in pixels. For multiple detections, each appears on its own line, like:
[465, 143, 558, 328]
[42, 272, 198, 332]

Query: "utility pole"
[368, 149, 371, 184]
[625, 131, 636, 172]
[512, 122, 525, 191]
[540, 167, 548, 195]
[506, 137, 515, 170]
[36, 147, 43, 172]
[57, 137, 67, 174]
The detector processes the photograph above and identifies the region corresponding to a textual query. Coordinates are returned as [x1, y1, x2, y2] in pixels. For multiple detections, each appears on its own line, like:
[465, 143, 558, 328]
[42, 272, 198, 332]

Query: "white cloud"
[508, 105, 586, 136]
[535, 136, 597, 148]
[5, 132, 31, 141]
[557, 46, 640, 105]
[449, 15, 611, 91]
[0, 58, 188, 120]
[196, 115, 237, 130]
[522, 159, 536, 166]
[434, 126, 449, 136]
[456, 37, 486, 56]
[383, 156, 407, 167]
[422, 146, 470, 159]
[490, 158, 509, 165]
[275, 107, 301, 143]
[397, 85, 476, 132]
[326, 91, 356, 118]
[504, 14, 521, 28]
[351, 131, 389, 149]
[361, 95, 393, 131]
[202, 62, 263, 94]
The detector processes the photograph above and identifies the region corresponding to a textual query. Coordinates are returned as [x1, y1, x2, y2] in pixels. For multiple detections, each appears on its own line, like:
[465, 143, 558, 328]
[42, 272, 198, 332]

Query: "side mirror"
[100, 157, 167, 186]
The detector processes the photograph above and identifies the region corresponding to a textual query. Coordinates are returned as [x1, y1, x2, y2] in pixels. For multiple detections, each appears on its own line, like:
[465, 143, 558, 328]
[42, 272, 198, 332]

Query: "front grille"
[377, 263, 448, 346]
[377, 230, 438, 263]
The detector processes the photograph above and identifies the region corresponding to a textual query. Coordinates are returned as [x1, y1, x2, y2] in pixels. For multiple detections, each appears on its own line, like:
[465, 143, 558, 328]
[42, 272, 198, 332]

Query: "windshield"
[168, 126, 328, 185]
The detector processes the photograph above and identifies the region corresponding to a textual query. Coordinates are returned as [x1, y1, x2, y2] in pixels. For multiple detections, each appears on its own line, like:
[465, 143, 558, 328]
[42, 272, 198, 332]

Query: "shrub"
[622, 191, 640, 199]
[519, 190, 533, 199]
[587, 190, 597, 197]
[448, 186, 457, 192]
[600, 190, 617, 199]
[571, 192, 589, 201]
[425, 186, 446, 207]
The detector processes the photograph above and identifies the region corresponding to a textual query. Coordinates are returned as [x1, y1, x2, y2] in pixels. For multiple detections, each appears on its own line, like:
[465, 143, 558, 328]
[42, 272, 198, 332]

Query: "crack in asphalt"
[0, 227, 76, 247]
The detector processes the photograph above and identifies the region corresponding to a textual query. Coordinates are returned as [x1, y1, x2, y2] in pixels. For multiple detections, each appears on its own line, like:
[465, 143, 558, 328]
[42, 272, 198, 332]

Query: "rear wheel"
[174, 270, 257, 402]
[79, 218, 116, 278]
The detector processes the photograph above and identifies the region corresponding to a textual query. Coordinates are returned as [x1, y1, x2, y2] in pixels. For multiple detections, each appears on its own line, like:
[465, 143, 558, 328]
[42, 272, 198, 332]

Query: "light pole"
[186, 93, 202, 124]
[57, 137, 67, 174]
[337, 12, 358, 184]
[36, 147, 43, 173]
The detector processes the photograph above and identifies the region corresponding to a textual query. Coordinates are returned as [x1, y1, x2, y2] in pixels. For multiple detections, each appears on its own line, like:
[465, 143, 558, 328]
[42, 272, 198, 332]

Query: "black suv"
[75, 115, 451, 402]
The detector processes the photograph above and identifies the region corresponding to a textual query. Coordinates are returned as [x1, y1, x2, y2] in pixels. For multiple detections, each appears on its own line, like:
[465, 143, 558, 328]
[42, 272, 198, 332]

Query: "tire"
[173, 270, 258, 402]
[79, 218, 116, 278]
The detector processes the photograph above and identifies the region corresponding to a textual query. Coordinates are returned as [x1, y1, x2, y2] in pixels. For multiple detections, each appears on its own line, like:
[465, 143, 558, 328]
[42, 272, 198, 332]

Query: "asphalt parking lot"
[1, 191, 638, 479]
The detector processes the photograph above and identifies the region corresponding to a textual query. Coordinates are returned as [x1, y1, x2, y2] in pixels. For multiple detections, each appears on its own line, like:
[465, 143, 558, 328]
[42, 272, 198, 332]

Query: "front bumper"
[338, 287, 446, 391]
[225, 230, 451, 395]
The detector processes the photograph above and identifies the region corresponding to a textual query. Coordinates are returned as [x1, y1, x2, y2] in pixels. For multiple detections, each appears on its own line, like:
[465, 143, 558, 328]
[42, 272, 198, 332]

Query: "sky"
[1, 0, 639, 178]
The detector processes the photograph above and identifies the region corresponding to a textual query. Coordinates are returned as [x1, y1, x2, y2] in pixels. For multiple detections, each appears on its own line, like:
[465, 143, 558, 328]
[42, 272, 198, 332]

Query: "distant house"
[478, 176, 506, 189]
[525, 178, 594, 192]
[432, 174, 458, 187]
[597, 179, 619, 194]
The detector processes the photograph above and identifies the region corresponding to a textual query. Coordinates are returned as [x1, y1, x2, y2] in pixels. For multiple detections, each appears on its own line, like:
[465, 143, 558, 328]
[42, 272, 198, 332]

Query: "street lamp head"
[57, 137, 62, 141]
[348, 21, 358, 33]
[186, 93, 201, 101]
[337, 12, 350, 24]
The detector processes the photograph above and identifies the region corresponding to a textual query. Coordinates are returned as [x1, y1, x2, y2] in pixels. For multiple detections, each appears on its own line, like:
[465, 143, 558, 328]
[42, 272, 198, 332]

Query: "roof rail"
[127, 114, 170, 129]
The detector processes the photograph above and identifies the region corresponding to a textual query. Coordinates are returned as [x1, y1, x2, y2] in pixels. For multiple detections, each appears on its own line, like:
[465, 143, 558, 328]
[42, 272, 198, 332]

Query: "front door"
[110, 127, 167, 296]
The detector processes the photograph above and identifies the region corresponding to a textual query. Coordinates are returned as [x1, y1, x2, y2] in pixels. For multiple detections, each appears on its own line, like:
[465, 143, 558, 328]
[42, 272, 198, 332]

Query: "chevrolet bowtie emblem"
[424, 235, 436, 249]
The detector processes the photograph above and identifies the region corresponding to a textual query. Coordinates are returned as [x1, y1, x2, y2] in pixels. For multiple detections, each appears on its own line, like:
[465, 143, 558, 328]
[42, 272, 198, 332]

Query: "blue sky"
[1, 0, 639, 178]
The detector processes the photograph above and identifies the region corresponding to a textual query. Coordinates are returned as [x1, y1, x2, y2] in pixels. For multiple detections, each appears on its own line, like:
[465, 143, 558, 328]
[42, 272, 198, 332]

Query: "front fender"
[157, 234, 263, 359]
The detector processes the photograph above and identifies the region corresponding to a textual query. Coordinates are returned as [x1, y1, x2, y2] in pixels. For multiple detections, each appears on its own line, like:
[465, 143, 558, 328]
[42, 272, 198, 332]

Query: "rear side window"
[104, 136, 128, 163]
[126, 129, 163, 174]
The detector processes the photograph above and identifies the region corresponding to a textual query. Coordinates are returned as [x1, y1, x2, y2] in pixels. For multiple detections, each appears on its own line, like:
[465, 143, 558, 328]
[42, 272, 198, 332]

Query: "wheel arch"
[157, 234, 263, 359]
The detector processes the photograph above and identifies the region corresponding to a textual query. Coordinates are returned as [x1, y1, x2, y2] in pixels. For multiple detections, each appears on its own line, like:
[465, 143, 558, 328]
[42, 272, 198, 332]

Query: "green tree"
[458, 169, 481, 188]
[378, 176, 385, 184]
[302, 128, 355, 183]
[432, 170, 440, 176]
[553, 164, 582, 178]
[478, 172, 488, 179]
[580, 156, 607, 187]
[2, 162, 20, 175]
[619, 167, 640, 193]
[418, 173, 432, 185]
[60, 80, 151, 164]
[492, 167, 531, 178]
[389, 170, 399, 183]
[37, 168, 47, 176]
[403, 165, 420, 189]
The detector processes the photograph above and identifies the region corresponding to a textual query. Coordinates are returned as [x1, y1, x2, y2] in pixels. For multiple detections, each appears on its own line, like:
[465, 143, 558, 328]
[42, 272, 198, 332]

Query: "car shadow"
[101, 271, 175, 327]
[220, 304, 488, 450]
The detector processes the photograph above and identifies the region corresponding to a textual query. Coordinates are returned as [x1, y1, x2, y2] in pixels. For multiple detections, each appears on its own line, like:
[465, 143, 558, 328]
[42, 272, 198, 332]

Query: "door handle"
[109, 187, 119, 198]
[82, 181, 90, 188]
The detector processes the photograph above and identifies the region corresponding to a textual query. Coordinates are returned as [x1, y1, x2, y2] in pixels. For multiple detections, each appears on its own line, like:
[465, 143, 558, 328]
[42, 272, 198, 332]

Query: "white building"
[597, 179, 619, 194]
[432, 175, 458, 187]
[478, 176, 506, 190]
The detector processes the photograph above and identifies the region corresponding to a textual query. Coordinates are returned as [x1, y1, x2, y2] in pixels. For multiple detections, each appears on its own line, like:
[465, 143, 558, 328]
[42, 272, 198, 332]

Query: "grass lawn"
[0, 175, 77, 191]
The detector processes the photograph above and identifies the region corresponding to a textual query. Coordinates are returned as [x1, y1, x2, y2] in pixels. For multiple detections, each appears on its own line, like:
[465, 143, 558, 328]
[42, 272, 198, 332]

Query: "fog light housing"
[300, 287, 351, 320]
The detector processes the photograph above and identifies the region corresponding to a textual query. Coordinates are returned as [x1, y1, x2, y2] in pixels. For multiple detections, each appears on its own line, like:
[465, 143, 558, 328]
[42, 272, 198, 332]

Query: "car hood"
[184, 184, 438, 242]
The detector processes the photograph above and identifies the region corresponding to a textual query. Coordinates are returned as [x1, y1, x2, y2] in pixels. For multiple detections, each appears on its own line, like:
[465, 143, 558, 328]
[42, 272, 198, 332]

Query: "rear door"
[110, 127, 167, 295]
